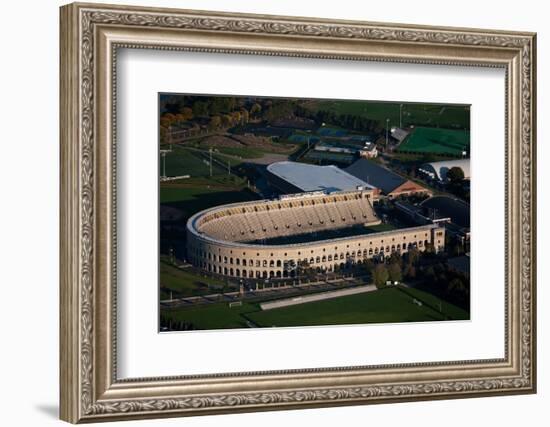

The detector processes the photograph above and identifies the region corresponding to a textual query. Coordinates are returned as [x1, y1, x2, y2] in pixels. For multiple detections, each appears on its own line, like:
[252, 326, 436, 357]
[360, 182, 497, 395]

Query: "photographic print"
[159, 94, 471, 331]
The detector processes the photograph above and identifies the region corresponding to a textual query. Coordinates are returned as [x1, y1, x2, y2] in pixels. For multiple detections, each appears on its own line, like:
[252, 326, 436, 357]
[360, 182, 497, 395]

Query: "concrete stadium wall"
[186, 192, 445, 280]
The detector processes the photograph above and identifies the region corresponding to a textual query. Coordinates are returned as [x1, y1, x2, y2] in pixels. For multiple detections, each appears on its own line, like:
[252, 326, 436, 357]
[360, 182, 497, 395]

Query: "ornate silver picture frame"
[60, 2, 536, 423]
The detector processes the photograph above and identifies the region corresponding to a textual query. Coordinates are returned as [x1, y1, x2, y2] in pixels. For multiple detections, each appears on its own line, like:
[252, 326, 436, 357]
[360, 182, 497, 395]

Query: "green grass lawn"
[164, 147, 227, 177]
[395, 286, 469, 320]
[398, 126, 470, 156]
[160, 261, 231, 298]
[248, 286, 468, 328]
[162, 301, 259, 330]
[160, 184, 222, 203]
[160, 186, 258, 223]
[309, 100, 470, 131]
[161, 286, 469, 331]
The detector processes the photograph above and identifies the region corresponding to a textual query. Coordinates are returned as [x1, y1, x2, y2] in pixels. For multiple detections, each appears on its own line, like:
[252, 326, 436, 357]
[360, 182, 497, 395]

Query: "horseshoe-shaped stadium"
[187, 189, 445, 279]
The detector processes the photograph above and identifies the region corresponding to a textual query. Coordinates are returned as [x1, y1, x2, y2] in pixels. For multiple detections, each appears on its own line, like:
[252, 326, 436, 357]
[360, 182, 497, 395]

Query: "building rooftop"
[420, 195, 470, 228]
[391, 127, 410, 142]
[394, 200, 451, 224]
[267, 161, 374, 193]
[361, 142, 377, 151]
[345, 158, 408, 194]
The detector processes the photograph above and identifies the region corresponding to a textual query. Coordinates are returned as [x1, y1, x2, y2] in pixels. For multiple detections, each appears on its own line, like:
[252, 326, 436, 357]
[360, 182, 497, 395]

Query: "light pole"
[161, 151, 166, 178]
[385, 118, 390, 148]
[399, 104, 403, 128]
[209, 148, 213, 177]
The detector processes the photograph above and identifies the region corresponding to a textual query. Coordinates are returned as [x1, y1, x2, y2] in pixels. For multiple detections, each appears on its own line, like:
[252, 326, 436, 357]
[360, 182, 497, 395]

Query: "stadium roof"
[345, 158, 407, 194]
[266, 161, 374, 193]
[419, 159, 470, 181]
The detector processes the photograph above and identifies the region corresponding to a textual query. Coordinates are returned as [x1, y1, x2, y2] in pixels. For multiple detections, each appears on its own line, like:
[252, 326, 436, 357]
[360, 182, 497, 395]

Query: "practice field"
[398, 126, 470, 156]
[309, 100, 470, 130]
[160, 261, 235, 299]
[163, 146, 230, 177]
[162, 301, 259, 330]
[160, 286, 469, 330]
[160, 182, 258, 216]
[248, 286, 468, 327]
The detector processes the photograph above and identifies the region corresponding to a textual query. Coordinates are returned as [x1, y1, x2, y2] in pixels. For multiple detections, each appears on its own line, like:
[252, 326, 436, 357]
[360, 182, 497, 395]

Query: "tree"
[174, 113, 187, 123]
[221, 114, 233, 128]
[388, 252, 402, 267]
[451, 241, 463, 256]
[208, 115, 222, 130]
[162, 112, 176, 122]
[250, 103, 262, 118]
[231, 111, 242, 124]
[448, 277, 466, 293]
[373, 264, 389, 288]
[297, 259, 315, 279]
[363, 259, 375, 273]
[405, 247, 420, 265]
[160, 117, 172, 128]
[240, 108, 249, 124]
[446, 166, 465, 183]
[388, 262, 402, 283]
[179, 106, 193, 120]
[192, 101, 209, 117]
[424, 242, 436, 255]
[425, 266, 436, 282]
[404, 264, 416, 279]
[159, 126, 168, 144]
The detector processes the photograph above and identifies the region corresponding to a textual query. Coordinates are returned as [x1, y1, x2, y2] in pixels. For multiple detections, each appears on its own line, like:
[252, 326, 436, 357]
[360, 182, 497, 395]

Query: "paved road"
[160, 275, 371, 309]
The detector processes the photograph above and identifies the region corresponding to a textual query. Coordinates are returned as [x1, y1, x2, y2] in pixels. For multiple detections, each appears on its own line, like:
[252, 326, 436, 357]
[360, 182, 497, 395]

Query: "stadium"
[187, 189, 445, 279]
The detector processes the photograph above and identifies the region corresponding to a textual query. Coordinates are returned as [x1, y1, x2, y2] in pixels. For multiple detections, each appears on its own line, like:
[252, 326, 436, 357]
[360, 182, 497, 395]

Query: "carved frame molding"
[60, 2, 536, 423]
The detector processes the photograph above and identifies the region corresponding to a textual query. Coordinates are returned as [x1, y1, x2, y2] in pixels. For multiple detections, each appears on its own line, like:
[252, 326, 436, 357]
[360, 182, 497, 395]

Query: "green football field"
[161, 286, 469, 331]
[398, 126, 470, 156]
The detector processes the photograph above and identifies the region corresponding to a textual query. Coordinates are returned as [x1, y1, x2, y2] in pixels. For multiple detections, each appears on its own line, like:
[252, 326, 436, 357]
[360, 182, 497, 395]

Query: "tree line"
[160, 95, 382, 141]
[362, 247, 469, 311]
[160, 314, 197, 331]
[295, 105, 380, 133]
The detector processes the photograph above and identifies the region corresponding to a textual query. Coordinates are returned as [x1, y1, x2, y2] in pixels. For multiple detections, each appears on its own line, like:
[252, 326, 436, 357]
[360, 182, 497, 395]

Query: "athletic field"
[161, 286, 469, 331]
[398, 126, 470, 156]
[309, 100, 470, 130]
